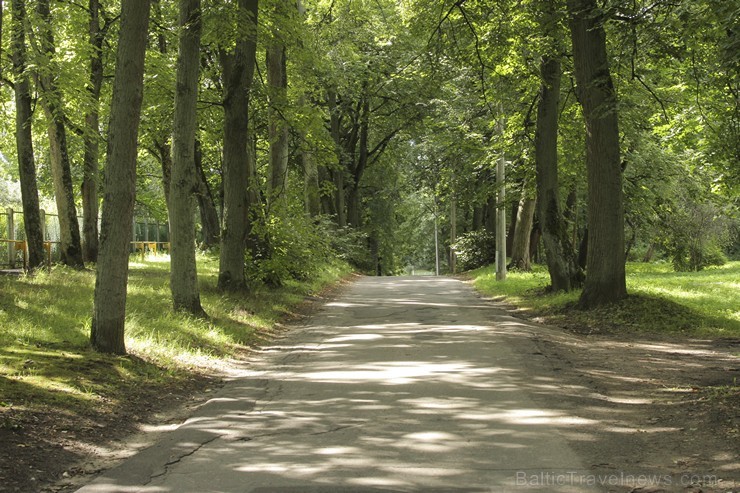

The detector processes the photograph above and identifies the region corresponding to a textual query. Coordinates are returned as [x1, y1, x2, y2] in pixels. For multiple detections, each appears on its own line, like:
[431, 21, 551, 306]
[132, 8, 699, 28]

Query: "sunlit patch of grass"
[0, 254, 352, 416]
[469, 261, 740, 337]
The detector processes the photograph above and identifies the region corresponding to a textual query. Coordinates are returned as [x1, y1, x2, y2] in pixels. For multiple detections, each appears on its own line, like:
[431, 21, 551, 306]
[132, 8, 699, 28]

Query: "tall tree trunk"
[267, 44, 289, 207]
[535, 44, 583, 290]
[294, 0, 319, 217]
[328, 90, 346, 226]
[36, 0, 84, 268]
[506, 199, 517, 255]
[1, 2, 3, 82]
[194, 140, 220, 248]
[510, 188, 536, 271]
[149, 0, 174, 219]
[81, 0, 104, 263]
[218, 0, 259, 291]
[318, 165, 335, 216]
[472, 206, 483, 231]
[346, 186, 360, 227]
[154, 139, 172, 211]
[568, 0, 627, 307]
[303, 145, 321, 217]
[529, 222, 541, 262]
[484, 194, 496, 234]
[91, 0, 151, 354]
[169, 0, 205, 316]
[347, 96, 370, 228]
[11, 0, 44, 270]
[333, 168, 346, 226]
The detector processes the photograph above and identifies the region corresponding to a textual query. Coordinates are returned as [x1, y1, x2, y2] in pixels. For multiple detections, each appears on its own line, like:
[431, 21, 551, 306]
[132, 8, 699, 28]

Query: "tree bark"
[36, 0, 84, 268]
[267, 44, 289, 207]
[154, 139, 172, 211]
[218, 0, 259, 291]
[328, 90, 346, 226]
[303, 145, 321, 217]
[509, 189, 536, 271]
[347, 96, 370, 228]
[11, 0, 44, 270]
[81, 0, 104, 263]
[194, 140, 220, 248]
[318, 164, 335, 216]
[91, 0, 151, 354]
[535, 47, 583, 290]
[472, 206, 483, 231]
[484, 194, 496, 234]
[568, 0, 627, 307]
[169, 0, 205, 316]
[506, 198, 517, 255]
[0, 2, 3, 82]
[294, 1, 319, 217]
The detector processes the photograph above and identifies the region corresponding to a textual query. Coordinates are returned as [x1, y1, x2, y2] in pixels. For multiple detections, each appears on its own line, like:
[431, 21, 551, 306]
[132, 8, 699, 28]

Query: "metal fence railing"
[1, 207, 169, 269]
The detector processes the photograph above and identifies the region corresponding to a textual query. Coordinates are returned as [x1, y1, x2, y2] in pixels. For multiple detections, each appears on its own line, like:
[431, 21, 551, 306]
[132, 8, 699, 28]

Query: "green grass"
[0, 254, 351, 416]
[470, 261, 740, 338]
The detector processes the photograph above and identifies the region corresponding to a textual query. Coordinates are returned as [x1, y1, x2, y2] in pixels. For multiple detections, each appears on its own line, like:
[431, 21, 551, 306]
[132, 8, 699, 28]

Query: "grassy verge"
[0, 254, 352, 419]
[469, 261, 740, 338]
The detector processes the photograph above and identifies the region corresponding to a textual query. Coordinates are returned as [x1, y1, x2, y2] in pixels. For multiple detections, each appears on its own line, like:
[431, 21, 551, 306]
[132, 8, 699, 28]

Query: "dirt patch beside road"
[494, 300, 739, 492]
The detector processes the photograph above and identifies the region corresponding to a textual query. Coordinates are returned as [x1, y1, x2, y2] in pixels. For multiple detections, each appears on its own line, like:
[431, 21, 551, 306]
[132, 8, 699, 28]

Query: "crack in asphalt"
[145, 434, 222, 484]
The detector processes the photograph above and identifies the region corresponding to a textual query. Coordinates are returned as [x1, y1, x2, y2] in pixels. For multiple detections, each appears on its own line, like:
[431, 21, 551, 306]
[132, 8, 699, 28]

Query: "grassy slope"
[470, 261, 740, 338]
[0, 254, 351, 418]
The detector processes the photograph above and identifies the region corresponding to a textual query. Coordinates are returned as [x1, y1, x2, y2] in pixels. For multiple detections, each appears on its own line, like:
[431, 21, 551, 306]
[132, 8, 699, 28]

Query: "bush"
[669, 242, 728, 272]
[324, 221, 371, 268]
[659, 201, 730, 272]
[247, 213, 369, 285]
[452, 230, 496, 271]
[247, 212, 333, 285]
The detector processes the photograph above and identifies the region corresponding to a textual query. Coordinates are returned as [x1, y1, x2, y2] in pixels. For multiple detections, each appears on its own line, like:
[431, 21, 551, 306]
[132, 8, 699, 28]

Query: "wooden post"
[8, 208, 15, 268]
[40, 209, 47, 241]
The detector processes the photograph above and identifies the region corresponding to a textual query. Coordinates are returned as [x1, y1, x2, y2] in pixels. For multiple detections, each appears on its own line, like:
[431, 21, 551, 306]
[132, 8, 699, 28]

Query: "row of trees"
[401, 0, 737, 285]
[1, 0, 737, 353]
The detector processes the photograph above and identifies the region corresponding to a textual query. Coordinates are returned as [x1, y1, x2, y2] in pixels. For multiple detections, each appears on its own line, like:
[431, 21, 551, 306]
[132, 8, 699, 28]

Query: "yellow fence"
[0, 239, 55, 270]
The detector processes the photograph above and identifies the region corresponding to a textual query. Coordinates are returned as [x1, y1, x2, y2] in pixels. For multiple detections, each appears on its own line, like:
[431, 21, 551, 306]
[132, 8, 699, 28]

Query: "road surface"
[76, 276, 605, 492]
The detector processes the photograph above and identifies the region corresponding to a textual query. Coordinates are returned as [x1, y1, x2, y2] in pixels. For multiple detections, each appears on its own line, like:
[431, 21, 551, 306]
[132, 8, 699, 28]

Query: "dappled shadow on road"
[79, 277, 738, 493]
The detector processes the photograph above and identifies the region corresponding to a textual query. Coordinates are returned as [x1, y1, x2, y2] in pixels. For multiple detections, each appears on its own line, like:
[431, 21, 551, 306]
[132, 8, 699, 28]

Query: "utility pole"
[496, 109, 507, 281]
[434, 198, 440, 276]
[450, 187, 457, 275]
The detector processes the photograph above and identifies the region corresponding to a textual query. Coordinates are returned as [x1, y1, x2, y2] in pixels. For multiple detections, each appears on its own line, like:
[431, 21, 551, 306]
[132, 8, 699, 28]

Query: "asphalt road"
[75, 276, 605, 493]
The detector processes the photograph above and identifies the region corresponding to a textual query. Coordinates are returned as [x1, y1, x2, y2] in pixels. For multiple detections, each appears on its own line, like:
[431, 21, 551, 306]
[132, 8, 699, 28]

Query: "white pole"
[496, 107, 507, 281]
[434, 199, 440, 276]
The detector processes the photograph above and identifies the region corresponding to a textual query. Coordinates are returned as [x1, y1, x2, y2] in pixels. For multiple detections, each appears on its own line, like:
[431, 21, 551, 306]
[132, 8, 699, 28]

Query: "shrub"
[659, 201, 730, 272]
[452, 230, 496, 271]
[247, 212, 333, 285]
[246, 213, 369, 285]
